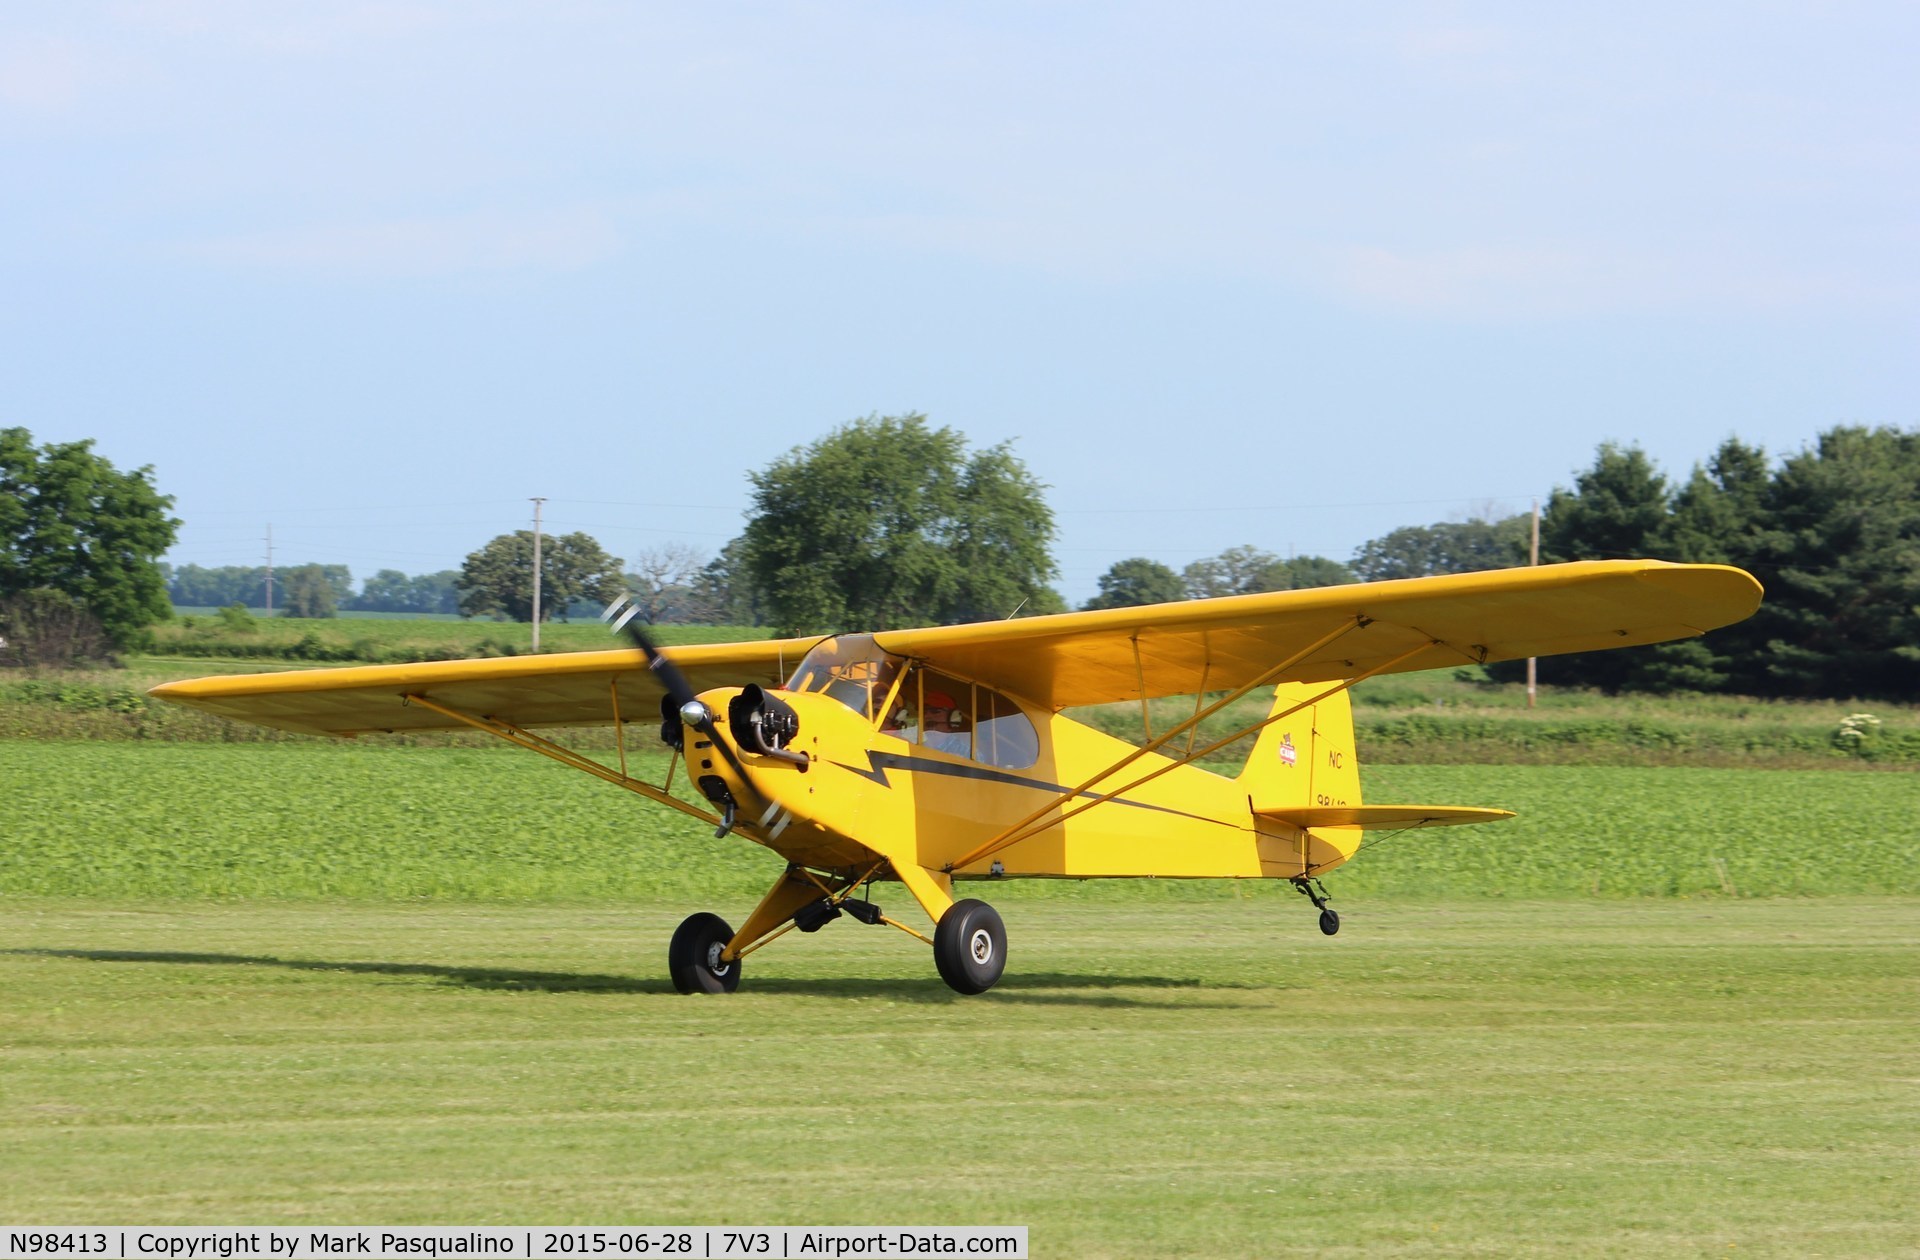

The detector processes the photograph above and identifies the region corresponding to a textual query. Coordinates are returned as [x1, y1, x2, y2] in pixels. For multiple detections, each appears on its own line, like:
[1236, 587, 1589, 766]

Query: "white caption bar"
[1, 1229, 1027, 1260]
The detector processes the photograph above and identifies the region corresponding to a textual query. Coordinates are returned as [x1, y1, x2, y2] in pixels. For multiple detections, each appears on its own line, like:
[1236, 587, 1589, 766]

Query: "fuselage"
[684, 634, 1355, 886]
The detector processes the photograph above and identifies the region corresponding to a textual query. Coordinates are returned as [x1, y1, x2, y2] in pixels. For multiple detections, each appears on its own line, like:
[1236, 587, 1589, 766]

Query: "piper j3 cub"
[152, 559, 1762, 996]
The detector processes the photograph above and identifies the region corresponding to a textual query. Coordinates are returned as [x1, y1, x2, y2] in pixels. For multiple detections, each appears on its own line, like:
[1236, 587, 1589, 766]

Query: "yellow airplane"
[151, 559, 1761, 995]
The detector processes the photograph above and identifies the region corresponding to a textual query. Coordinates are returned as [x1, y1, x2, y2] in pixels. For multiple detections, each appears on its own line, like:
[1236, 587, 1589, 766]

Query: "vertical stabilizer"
[1238, 682, 1361, 815]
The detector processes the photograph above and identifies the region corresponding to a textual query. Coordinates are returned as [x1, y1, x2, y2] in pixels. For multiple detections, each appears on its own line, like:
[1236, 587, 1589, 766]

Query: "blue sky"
[3, 2, 1913, 605]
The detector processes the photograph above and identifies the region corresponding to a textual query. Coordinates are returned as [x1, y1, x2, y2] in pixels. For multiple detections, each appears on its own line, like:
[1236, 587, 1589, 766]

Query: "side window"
[974, 688, 1040, 770]
[894, 668, 1038, 770]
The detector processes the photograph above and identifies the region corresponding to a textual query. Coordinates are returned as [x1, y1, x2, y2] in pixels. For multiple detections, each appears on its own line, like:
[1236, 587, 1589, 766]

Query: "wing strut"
[943, 616, 1368, 874]
[946, 634, 1446, 874]
[402, 693, 718, 826]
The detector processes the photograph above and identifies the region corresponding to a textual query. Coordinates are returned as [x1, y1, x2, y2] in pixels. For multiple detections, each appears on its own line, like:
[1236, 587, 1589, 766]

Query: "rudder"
[1238, 682, 1361, 815]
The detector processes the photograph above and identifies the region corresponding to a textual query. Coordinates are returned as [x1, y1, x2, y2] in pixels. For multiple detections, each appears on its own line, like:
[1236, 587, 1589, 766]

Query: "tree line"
[1498, 428, 1920, 701]
[166, 564, 468, 617]
[5, 418, 1915, 700]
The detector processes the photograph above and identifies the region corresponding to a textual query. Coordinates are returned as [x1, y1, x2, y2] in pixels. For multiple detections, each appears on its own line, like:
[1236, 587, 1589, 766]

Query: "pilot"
[919, 690, 971, 757]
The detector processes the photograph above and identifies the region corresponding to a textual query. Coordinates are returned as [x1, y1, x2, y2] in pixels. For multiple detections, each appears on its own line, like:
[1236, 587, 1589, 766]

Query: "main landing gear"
[1291, 875, 1340, 936]
[667, 912, 741, 994]
[667, 895, 1009, 996]
[932, 899, 1008, 995]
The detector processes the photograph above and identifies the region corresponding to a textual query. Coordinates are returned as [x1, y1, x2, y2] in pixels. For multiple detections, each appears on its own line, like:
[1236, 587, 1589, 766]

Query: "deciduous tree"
[623, 542, 707, 625]
[457, 531, 623, 622]
[1182, 546, 1353, 598]
[279, 564, 341, 618]
[1351, 517, 1529, 582]
[0, 428, 179, 650]
[0, 588, 113, 667]
[689, 538, 770, 627]
[349, 569, 460, 614]
[166, 564, 264, 608]
[742, 415, 1059, 634]
[1084, 558, 1185, 610]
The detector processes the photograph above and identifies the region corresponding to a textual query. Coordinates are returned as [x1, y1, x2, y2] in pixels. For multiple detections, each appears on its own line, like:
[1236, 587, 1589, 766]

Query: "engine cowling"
[728, 684, 806, 766]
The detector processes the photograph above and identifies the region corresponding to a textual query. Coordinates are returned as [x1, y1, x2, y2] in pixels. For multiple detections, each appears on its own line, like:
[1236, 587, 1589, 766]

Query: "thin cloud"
[1324, 241, 1894, 320]
[179, 206, 623, 277]
[0, 34, 104, 113]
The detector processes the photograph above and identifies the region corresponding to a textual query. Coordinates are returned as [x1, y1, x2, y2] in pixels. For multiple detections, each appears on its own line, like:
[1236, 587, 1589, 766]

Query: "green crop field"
[3, 743, 1916, 902]
[147, 614, 772, 662]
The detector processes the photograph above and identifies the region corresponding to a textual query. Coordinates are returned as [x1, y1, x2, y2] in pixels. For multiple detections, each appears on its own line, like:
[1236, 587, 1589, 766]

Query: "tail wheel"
[668, 912, 741, 994]
[933, 899, 1007, 995]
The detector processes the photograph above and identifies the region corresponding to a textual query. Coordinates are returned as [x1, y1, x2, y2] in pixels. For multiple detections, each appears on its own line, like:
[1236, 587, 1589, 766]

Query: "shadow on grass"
[740, 972, 1271, 1008]
[7, 948, 1271, 1006]
[7, 948, 671, 994]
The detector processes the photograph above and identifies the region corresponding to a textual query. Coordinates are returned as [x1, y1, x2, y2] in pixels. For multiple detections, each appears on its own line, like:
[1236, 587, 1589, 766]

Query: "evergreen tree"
[1664, 438, 1771, 566]
[1743, 426, 1920, 699]
[1539, 443, 1671, 564]
[1506, 443, 1699, 692]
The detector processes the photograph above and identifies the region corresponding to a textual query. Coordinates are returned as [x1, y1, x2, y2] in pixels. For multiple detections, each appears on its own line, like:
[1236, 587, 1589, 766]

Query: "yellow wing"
[873, 559, 1761, 708]
[151, 560, 1760, 736]
[148, 637, 819, 737]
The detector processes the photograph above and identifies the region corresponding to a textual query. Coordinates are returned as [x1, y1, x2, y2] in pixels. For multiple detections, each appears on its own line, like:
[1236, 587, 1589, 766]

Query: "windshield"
[785, 635, 906, 724]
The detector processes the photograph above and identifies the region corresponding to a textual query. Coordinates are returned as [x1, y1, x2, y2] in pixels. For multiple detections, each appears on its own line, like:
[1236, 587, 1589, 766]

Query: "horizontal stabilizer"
[1256, 804, 1515, 830]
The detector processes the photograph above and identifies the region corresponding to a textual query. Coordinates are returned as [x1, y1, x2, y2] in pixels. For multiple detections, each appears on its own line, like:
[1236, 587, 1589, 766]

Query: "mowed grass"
[1, 898, 1914, 1256]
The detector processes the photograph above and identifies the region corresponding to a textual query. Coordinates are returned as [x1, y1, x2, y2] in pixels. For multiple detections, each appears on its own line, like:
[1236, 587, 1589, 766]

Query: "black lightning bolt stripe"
[826, 749, 1223, 826]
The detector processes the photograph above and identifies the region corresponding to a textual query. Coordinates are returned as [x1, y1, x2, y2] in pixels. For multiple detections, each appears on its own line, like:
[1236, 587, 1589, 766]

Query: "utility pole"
[264, 524, 275, 614]
[530, 497, 547, 652]
[1526, 497, 1540, 710]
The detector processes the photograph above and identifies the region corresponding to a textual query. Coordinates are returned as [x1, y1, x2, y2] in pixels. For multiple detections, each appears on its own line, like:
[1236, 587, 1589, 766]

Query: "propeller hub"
[680, 699, 712, 728]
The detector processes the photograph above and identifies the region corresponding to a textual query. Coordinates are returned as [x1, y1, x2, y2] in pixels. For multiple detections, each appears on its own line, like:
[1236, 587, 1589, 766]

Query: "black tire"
[1318, 907, 1341, 936]
[668, 912, 741, 994]
[933, 899, 1007, 995]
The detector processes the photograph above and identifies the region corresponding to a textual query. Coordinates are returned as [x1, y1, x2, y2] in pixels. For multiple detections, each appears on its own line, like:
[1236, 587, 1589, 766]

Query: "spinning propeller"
[601, 594, 805, 838]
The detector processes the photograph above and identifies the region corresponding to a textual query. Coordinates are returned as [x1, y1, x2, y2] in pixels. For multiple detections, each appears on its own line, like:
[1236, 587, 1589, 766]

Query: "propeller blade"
[604, 594, 698, 710]
[603, 594, 759, 835]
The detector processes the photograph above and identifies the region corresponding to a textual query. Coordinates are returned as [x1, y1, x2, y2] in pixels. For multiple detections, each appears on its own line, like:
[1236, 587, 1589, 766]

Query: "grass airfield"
[6, 643, 1917, 1253]
[3, 896, 1915, 1256]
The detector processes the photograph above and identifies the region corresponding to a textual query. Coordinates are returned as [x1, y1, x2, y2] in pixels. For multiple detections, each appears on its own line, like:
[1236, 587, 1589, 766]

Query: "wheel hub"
[968, 928, 993, 965]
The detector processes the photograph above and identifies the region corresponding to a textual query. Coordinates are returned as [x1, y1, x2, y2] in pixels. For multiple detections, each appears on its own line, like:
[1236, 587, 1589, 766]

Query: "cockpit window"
[883, 666, 1040, 770]
[785, 635, 906, 724]
[975, 688, 1041, 770]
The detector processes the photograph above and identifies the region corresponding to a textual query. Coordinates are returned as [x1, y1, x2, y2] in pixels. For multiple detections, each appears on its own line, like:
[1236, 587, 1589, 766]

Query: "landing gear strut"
[1291, 876, 1340, 936]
